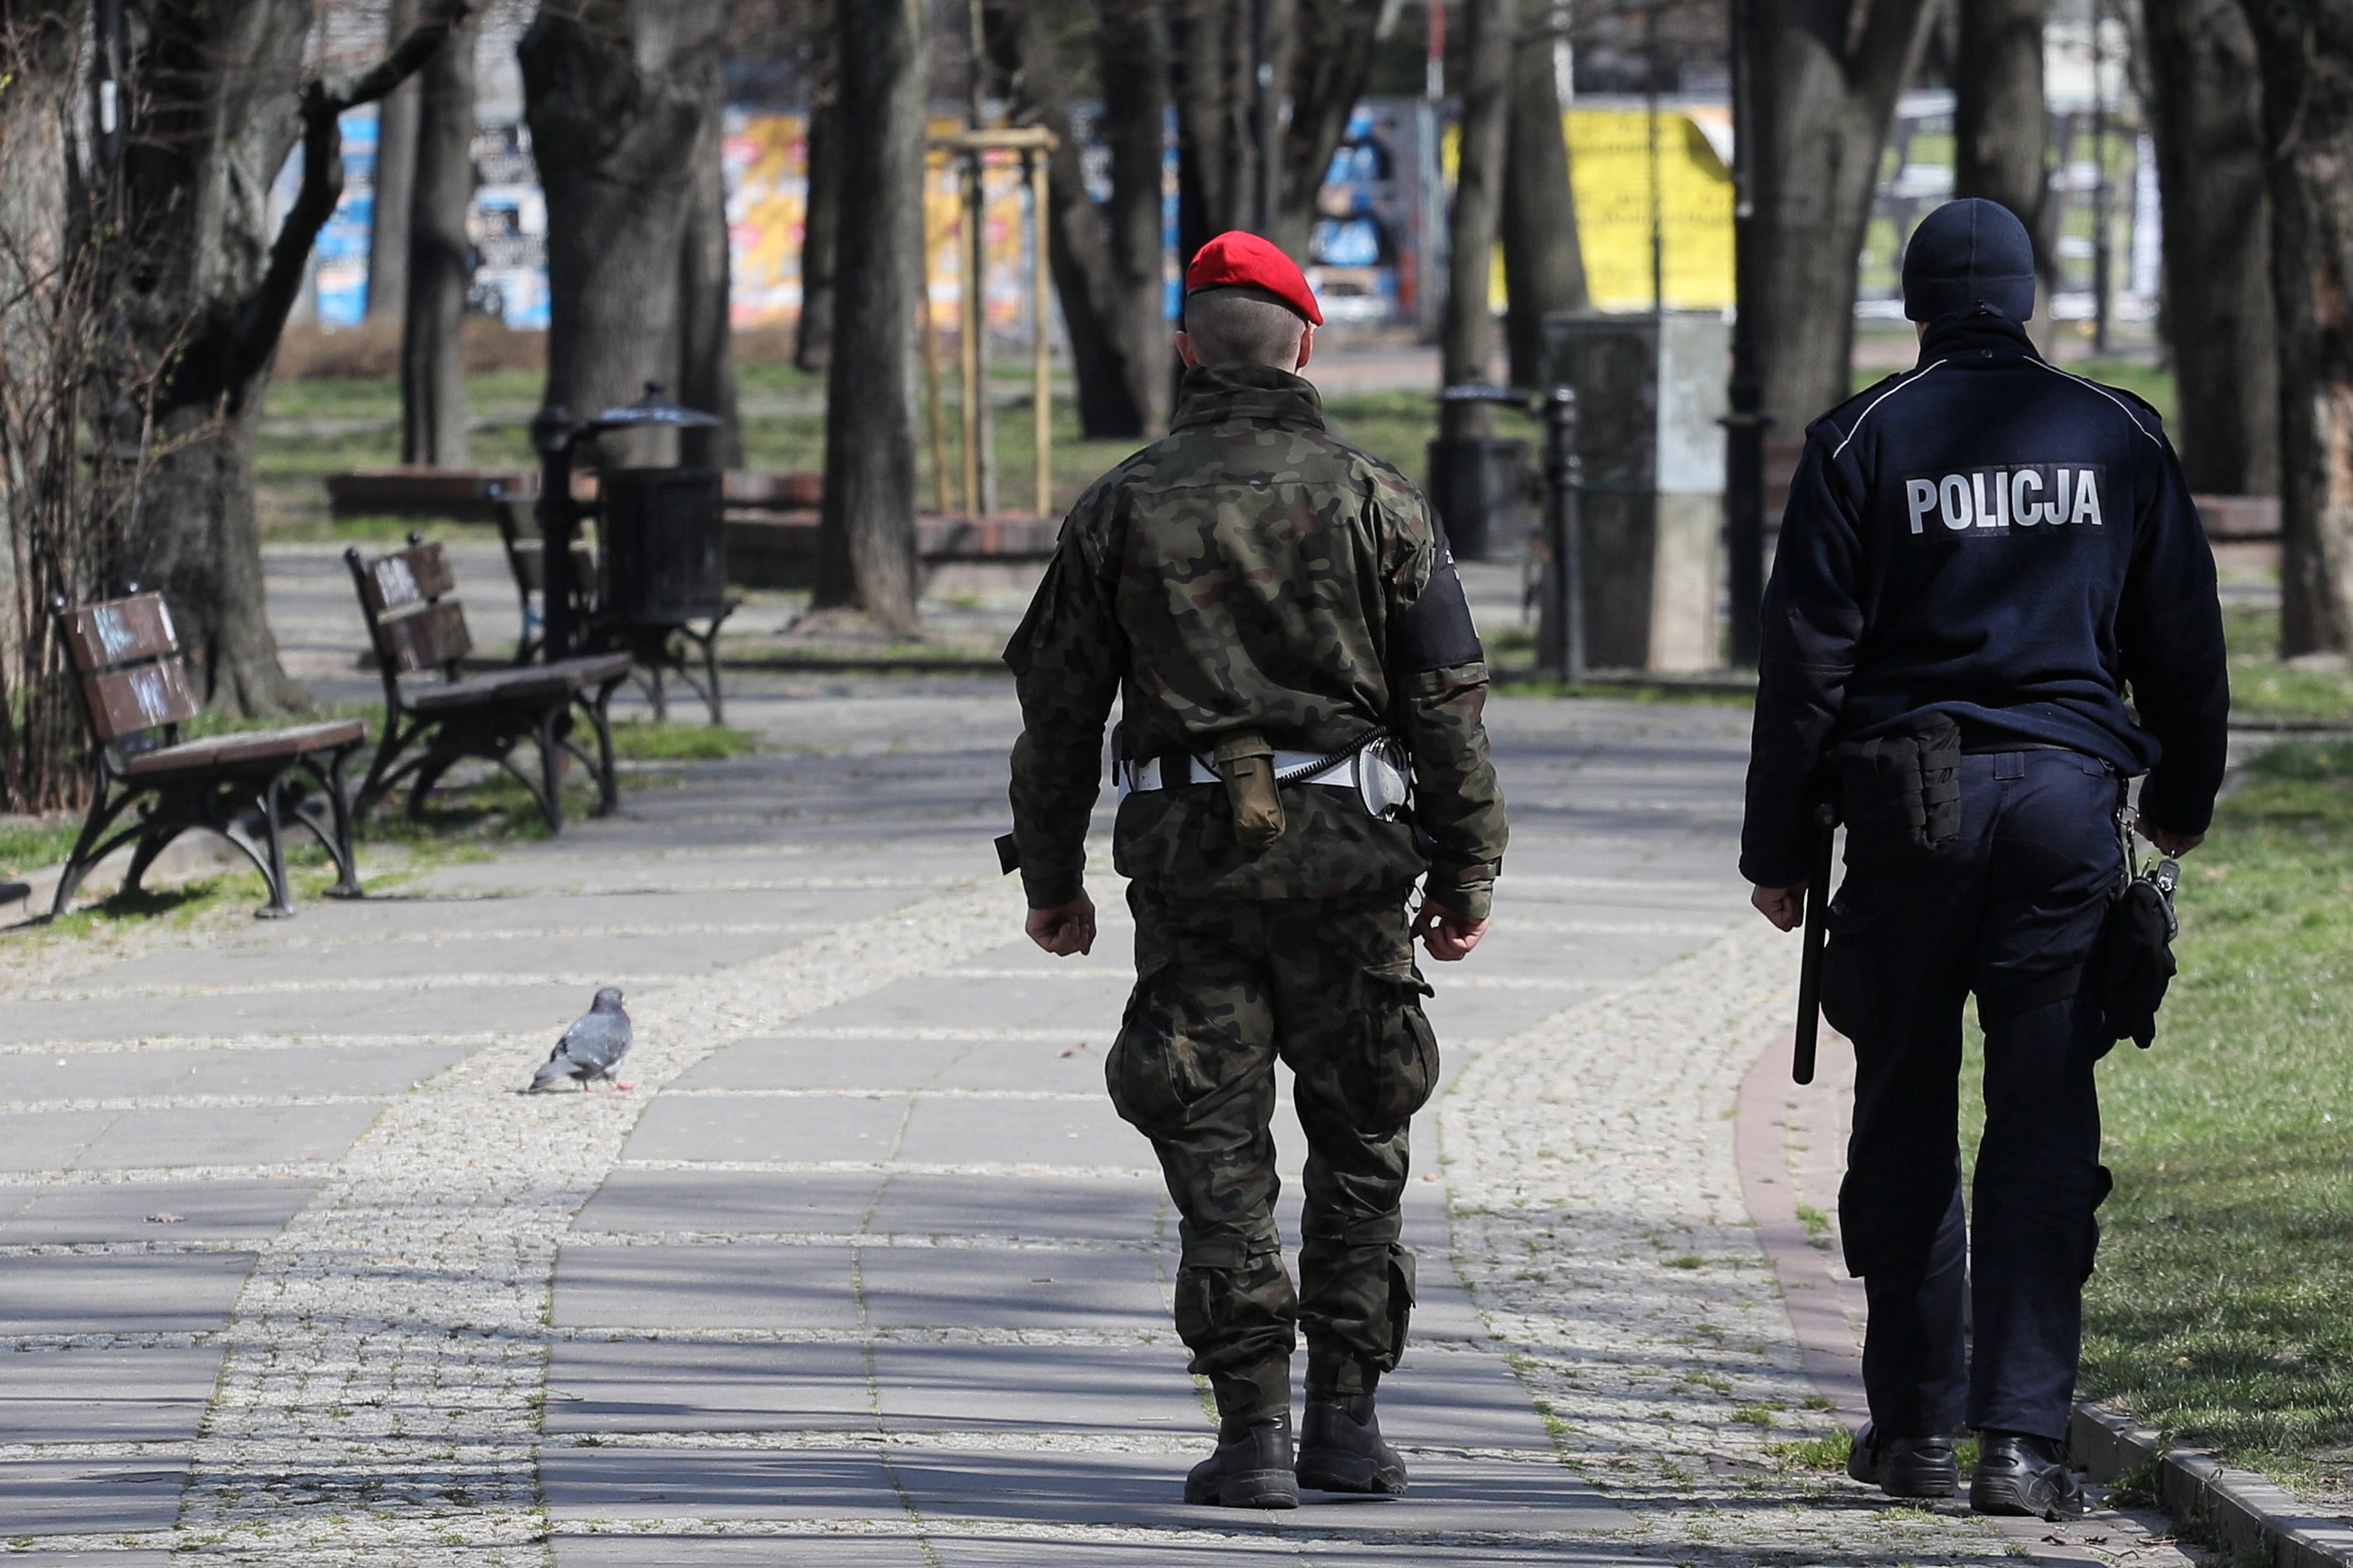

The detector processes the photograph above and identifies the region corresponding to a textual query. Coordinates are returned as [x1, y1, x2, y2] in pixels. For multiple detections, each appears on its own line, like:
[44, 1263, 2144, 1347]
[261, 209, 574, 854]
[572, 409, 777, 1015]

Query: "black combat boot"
[1296, 1393, 1408, 1495]
[1845, 1421, 1959, 1497]
[1184, 1413, 1299, 1509]
[1970, 1430, 2084, 1520]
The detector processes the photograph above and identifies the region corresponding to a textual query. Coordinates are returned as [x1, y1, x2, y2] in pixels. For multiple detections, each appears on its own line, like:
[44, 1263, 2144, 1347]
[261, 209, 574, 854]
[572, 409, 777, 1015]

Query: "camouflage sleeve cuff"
[1021, 867, 1087, 911]
[1425, 867, 1495, 921]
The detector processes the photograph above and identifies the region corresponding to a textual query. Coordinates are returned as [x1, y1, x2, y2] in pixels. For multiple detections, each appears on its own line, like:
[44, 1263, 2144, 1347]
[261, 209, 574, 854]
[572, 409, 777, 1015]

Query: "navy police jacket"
[1739, 309, 2230, 889]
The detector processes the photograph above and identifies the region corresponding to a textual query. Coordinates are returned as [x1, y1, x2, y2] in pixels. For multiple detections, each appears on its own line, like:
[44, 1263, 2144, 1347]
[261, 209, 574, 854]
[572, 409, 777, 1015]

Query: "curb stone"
[2070, 1402, 2353, 1568]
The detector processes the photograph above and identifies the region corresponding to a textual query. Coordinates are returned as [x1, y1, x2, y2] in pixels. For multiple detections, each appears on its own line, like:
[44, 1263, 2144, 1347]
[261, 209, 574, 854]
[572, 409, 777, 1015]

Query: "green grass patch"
[606, 719, 760, 762]
[1767, 1428, 1853, 1471]
[0, 818, 80, 879]
[2220, 606, 2353, 726]
[2071, 738, 2353, 1494]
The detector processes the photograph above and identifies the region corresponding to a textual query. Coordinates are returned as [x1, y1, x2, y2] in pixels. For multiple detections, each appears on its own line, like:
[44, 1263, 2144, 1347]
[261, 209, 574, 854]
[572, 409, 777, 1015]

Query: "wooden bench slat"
[61, 594, 176, 672]
[123, 718, 367, 777]
[360, 544, 459, 617]
[377, 601, 473, 673]
[81, 659, 201, 742]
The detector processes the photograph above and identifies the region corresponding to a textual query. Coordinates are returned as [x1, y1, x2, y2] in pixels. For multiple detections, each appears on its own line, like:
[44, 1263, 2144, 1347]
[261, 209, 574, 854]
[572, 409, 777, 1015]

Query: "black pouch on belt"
[1215, 730, 1285, 850]
[1830, 711, 1962, 864]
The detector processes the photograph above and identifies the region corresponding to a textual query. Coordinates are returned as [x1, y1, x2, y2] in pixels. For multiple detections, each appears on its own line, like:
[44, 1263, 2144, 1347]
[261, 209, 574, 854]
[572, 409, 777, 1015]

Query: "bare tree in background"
[1171, 0, 1261, 263]
[520, 0, 735, 451]
[1440, 0, 1513, 442]
[1271, 0, 1397, 261]
[119, 0, 473, 714]
[2236, 0, 2353, 655]
[1096, 0, 1173, 431]
[1750, 0, 1936, 434]
[1954, 0, 2056, 347]
[793, 0, 841, 373]
[1502, 0, 1586, 387]
[403, 1, 479, 466]
[2143, 0, 2277, 495]
[814, 0, 929, 628]
[368, 0, 424, 322]
[680, 15, 742, 469]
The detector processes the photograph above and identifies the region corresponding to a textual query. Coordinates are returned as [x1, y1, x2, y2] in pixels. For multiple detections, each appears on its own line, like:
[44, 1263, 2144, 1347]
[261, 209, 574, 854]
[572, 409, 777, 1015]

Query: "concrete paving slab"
[798, 976, 1122, 1036]
[0, 1111, 111, 1172]
[894, 1096, 1138, 1169]
[0, 1346, 225, 1440]
[5, 1052, 205, 1103]
[1374, 1352, 1559, 1451]
[889, 1449, 1635, 1534]
[557, 1539, 931, 1568]
[239, 889, 832, 938]
[71, 1103, 383, 1170]
[929, 1542, 1302, 1568]
[545, 1341, 873, 1433]
[169, 1043, 468, 1099]
[0, 1459, 189, 1535]
[868, 1174, 1167, 1242]
[623, 1095, 912, 1164]
[102, 930, 796, 988]
[574, 1169, 885, 1235]
[0, 1178, 320, 1241]
[0, 1253, 254, 1335]
[673, 1037, 969, 1091]
[923, 1040, 1122, 1093]
[0, 983, 583, 1045]
[0, 1554, 175, 1568]
[539, 1446, 904, 1520]
[859, 1246, 1167, 1332]
[552, 1244, 860, 1330]
[872, 1343, 1205, 1434]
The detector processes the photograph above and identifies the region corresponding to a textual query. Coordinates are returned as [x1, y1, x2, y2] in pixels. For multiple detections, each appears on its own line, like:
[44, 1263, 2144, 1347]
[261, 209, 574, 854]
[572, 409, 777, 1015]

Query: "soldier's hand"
[1025, 894, 1098, 956]
[2133, 813, 2205, 858]
[1751, 883, 1807, 931]
[1415, 901, 1488, 961]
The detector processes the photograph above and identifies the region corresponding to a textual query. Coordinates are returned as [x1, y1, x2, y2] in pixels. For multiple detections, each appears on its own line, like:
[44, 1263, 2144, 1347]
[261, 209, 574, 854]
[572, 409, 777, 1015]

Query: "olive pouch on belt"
[1215, 731, 1285, 850]
[1830, 712, 1961, 864]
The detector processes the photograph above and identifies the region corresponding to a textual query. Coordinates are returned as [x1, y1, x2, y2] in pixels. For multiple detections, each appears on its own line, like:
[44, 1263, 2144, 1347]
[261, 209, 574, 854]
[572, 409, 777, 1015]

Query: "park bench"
[52, 591, 367, 920]
[345, 537, 632, 832]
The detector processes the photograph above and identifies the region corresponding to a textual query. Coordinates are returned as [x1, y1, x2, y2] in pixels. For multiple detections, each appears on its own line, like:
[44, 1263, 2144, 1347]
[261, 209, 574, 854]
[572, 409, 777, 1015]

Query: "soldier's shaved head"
[1181, 287, 1310, 370]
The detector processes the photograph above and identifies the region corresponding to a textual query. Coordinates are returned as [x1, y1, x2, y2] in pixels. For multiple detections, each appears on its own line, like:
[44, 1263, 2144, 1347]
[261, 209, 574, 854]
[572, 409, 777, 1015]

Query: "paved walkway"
[0, 561, 2202, 1563]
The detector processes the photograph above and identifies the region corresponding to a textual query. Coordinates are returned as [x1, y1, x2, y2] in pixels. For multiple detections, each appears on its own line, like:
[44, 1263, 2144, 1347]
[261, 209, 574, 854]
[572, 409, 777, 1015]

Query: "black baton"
[1792, 801, 1838, 1086]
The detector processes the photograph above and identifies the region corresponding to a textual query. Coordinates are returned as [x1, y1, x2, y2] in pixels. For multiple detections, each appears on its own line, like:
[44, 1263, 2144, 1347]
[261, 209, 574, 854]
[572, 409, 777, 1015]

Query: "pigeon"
[530, 987, 633, 1092]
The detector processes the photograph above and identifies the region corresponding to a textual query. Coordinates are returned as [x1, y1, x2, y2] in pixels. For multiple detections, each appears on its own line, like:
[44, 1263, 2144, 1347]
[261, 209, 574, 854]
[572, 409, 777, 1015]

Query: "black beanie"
[1901, 198, 2036, 323]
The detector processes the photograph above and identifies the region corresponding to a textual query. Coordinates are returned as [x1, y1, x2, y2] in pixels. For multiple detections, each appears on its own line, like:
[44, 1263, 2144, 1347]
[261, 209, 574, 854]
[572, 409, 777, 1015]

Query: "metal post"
[91, 0, 125, 176]
[1539, 387, 1586, 682]
[965, 0, 993, 518]
[2091, 0, 2112, 357]
[531, 406, 577, 662]
[1644, 0, 1664, 315]
[1724, 0, 1768, 666]
[1028, 147, 1053, 518]
[919, 169, 952, 514]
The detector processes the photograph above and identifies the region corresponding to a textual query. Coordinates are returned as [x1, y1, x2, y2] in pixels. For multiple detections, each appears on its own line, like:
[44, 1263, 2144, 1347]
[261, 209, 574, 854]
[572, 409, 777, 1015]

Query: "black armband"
[1394, 556, 1483, 672]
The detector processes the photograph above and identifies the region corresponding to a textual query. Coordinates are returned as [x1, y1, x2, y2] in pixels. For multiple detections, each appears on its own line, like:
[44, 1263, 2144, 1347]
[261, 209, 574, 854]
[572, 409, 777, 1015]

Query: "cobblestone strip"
[1437, 923, 2031, 1563]
[167, 878, 1023, 1565]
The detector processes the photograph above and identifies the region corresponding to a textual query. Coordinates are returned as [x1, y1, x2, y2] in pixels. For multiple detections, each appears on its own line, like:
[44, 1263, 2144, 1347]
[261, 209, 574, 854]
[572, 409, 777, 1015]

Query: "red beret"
[1185, 231, 1324, 327]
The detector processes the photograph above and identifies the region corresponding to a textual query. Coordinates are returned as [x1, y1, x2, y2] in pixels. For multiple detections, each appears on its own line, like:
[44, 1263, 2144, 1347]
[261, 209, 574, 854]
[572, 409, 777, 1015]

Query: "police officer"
[1003, 231, 1509, 1509]
[1741, 198, 2227, 1519]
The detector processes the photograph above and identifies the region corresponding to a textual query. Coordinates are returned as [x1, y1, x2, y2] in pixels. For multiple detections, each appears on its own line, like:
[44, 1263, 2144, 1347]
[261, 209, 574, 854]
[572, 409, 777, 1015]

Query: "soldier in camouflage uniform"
[1001, 232, 1509, 1509]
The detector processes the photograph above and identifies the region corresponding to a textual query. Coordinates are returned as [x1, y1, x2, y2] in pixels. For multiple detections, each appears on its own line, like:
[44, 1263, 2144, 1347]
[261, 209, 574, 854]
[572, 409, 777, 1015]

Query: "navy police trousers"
[1820, 746, 2123, 1440]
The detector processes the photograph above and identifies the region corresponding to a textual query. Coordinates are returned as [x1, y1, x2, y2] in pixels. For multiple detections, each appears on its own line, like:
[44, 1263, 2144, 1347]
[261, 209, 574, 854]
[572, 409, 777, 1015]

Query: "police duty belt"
[1119, 731, 1414, 822]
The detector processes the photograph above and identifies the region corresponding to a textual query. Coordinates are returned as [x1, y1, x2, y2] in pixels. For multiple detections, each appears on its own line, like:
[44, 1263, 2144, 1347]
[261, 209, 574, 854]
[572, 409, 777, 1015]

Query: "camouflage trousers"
[1107, 883, 1440, 1422]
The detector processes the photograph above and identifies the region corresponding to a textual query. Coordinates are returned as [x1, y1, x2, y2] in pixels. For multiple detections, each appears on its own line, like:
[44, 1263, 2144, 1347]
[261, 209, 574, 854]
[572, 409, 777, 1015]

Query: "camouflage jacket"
[1004, 364, 1508, 916]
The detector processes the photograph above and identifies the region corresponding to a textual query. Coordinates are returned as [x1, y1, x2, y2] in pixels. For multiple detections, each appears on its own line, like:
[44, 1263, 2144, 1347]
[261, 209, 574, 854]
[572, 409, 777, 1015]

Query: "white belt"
[1118, 736, 1414, 821]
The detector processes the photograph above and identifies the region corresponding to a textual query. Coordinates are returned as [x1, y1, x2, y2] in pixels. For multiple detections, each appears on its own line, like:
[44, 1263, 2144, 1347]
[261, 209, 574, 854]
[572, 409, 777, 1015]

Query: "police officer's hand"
[2134, 814, 2205, 858]
[1750, 883, 1807, 931]
[1415, 901, 1488, 961]
[1025, 894, 1098, 956]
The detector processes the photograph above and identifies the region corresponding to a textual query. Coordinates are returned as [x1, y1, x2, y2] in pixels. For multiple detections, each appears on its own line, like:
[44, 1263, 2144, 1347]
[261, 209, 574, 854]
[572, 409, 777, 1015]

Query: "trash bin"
[598, 467, 727, 628]
[1425, 437, 1529, 561]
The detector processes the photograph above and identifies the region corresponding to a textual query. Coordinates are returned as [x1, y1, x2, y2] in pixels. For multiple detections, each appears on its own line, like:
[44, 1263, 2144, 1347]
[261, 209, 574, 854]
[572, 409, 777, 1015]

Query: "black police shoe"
[1971, 1430, 2085, 1520]
[1295, 1393, 1409, 1496]
[1184, 1413, 1299, 1508]
[1844, 1421, 1959, 1497]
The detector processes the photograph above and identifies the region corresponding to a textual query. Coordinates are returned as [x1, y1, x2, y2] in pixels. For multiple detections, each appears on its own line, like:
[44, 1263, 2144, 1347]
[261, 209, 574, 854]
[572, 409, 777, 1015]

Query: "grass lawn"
[2224, 607, 2353, 726]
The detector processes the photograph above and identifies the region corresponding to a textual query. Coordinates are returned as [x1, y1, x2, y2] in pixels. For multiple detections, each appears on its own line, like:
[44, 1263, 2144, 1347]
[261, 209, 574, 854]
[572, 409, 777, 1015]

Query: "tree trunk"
[367, 0, 422, 320]
[520, 0, 729, 455]
[1271, 0, 1390, 261]
[679, 60, 741, 470]
[814, 0, 928, 629]
[984, 0, 1155, 439]
[2238, 0, 2353, 655]
[1441, 0, 1514, 442]
[1954, 0, 2057, 348]
[401, 3, 476, 467]
[1172, 0, 1248, 264]
[1098, 0, 1171, 432]
[1501, 0, 1587, 388]
[1752, 0, 1937, 436]
[2145, 0, 2277, 494]
[795, 97, 840, 374]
